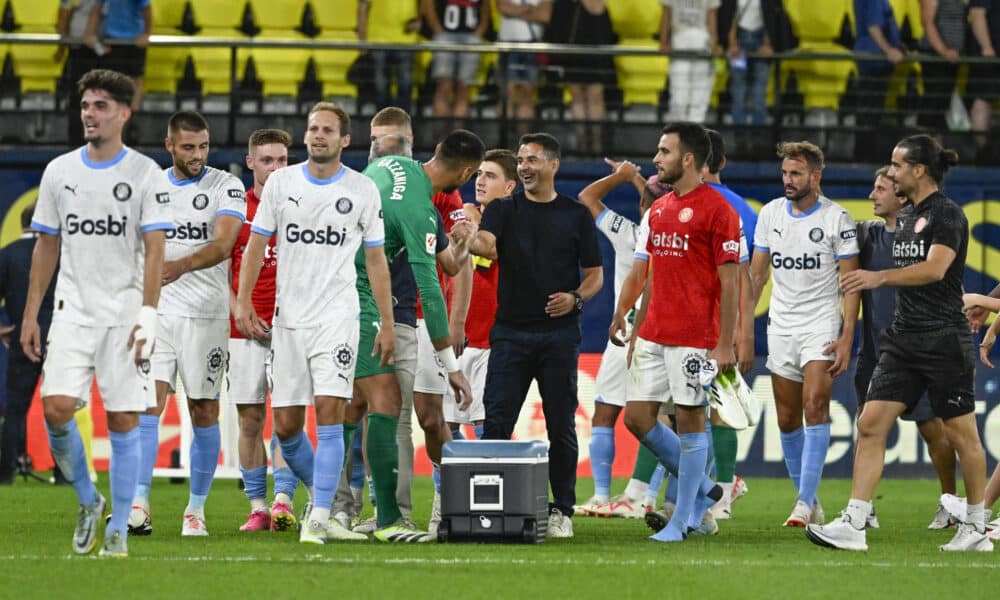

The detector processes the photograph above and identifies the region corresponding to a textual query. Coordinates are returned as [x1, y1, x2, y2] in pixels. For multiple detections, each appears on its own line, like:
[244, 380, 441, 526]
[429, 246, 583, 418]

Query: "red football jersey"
[229, 187, 277, 339]
[464, 253, 499, 348]
[636, 183, 740, 349]
[416, 189, 467, 318]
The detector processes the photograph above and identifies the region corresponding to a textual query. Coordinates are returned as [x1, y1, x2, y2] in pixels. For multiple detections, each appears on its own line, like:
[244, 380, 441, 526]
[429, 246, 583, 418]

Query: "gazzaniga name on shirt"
[771, 252, 821, 270]
[285, 223, 348, 245]
[66, 213, 127, 236]
[379, 158, 408, 200]
[167, 222, 210, 240]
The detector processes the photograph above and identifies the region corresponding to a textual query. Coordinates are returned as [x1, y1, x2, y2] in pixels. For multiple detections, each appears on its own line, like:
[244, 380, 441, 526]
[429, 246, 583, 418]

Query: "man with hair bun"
[807, 134, 992, 552]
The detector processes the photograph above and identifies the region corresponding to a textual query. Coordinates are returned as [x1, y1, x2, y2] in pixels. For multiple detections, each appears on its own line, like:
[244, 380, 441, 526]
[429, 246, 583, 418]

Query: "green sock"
[713, 424, 738, 483]
[630, 442, 659, 483]
[366, 412, 401, 526]
[342, 421, 359, 465]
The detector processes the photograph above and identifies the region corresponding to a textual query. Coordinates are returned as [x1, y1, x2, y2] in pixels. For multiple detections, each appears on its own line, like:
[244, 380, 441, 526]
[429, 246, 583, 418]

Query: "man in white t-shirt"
[128, 111, 246, 538]
[22, 69, 173, 558]
[750, 141, 859, 528]
[660, 0, 722, 122]
[234, 102, 393, 545]
[497, 0, 553, 128]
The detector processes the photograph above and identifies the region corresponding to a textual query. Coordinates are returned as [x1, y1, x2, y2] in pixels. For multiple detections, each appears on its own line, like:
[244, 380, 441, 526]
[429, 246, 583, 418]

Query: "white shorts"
[766, 329, 838, 383]
[595, 341, 628, 407]
[227, 337, 269, 405]
[268, 320, 359, 408]
[628, 339, 709, 410]
[152, 315, 229, 399]
[413, 318, 448, 395]
[444, 346, 488, 424]
[41, 320, 155, 412]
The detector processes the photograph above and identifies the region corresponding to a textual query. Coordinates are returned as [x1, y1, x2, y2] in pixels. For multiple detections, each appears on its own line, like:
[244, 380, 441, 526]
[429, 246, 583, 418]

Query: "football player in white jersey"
[234, 102, 392, 544]
[22, 69, 173, 557]
[130, 111, 247, 537]
[750, 141, 860, 528]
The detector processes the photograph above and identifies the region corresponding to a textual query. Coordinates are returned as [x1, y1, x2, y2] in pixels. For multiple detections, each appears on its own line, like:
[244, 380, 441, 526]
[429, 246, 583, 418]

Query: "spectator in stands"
[969, 0, 1000, 140]
[83, 0, 151, 113]
[57, 0, 101, 146]
[496, 0, 553, 133]
[660, 0, 722, 124]
[357, 0, 422, 113]
[727, 0, 773, 125]
[917, 0, 965, 130]
[546, 0, 615, 153]
[0, 205, 57, 485]
[853, 0, 905, 128]
[421, 0, 491, 124]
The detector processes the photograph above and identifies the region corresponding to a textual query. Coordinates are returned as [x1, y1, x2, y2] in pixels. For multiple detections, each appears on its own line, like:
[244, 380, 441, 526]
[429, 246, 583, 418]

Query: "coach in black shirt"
[0, 205, 56, 483]
[455, 133, 603, 538]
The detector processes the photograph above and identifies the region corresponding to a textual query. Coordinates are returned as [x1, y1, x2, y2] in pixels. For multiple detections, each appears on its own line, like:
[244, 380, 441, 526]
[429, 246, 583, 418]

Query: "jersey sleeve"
[479, 197, 506, 240]
[833, 209, 860, 259]
[437, 191, 466, 233]
[435, 212, 449, 253]
[359, 179, 385, 247]
[139, 167, 175, 233]
[930, 201, 967, 253]
[578, 208, 602, 269]
[634, 209, 651, 261]
[32, 163, 62, 234]
[753, 203, 771, 252]
[738, 223, 749, 264]
[596, 208, 639, 255]
[713, 203, 741, 265]
[250, 172, 279, 238]
[216, 175, 247, 222]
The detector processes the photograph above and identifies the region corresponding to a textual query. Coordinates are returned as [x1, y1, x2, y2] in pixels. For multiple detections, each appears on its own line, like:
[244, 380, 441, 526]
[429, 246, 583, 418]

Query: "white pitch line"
[0, 554, 997, 569]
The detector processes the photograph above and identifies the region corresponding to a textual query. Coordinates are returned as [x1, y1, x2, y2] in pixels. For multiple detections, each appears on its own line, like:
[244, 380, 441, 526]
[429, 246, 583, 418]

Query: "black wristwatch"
[570, 290, 584, 312]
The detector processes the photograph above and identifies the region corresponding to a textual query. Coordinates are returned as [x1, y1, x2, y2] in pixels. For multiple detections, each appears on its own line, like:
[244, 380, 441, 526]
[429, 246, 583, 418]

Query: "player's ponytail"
[896, 134, 958, 185]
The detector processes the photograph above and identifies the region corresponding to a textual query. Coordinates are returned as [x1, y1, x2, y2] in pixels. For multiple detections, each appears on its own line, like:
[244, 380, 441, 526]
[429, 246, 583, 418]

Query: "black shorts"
[854, 355, 935, 423]
[866, 328, 975, 420]
[102, 44, 147, 78]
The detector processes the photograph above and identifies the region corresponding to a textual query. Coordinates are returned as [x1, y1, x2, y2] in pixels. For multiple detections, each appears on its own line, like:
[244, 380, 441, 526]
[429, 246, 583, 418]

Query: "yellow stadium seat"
[186, 40, 252, 96]
[150, 0, 187, 33]
[248, 34, 312, 97]
[780, 41, 857, 110]
[248, 0, 307, 32]
[9, 0, 59, 33]
[613, 39, 667, 106]
[607, 0, 661, 41]
[784, 0, 852, 43]
[313, 29, 359, 98]
[187, 0, 246, 32]
[8, 42, 64, 93]
[313, 0, 358, 33]
[144, 45, 186, 94]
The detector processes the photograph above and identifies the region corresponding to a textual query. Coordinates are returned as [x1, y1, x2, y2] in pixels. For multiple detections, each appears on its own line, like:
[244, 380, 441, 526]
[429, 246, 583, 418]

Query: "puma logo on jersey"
[773, 228, 783, 238]
[64, 184, 78, 195]
[287, 196, 301, 206]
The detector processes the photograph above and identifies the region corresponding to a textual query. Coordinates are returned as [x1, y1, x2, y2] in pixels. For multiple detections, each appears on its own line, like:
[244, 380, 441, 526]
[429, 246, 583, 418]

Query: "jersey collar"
[167, 166, 208, 186]
[79, 146, 127, 170]
[301, 162, 347, 186]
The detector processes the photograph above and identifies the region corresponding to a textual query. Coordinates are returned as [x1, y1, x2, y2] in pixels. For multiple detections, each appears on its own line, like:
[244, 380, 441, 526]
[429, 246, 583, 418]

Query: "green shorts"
[355, 305, 395, 379]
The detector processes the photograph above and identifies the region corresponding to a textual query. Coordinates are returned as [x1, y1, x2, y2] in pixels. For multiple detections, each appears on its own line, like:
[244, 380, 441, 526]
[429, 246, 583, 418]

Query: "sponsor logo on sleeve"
[449, 208, 466, 223]
[840, 229, 857, 240]
[610, 215, 624, 233]
[425, 232, 436, 255]
[227, 189, 246, 201]
[722, 240, 740, 254]
[156, 192, 170, 204]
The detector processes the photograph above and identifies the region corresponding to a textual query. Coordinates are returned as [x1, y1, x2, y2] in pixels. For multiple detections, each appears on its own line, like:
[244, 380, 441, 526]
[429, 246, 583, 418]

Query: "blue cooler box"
[438, 440, 549, 543]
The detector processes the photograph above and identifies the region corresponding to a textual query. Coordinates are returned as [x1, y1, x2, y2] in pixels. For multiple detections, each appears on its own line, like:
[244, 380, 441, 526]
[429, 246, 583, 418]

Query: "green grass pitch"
[1, 476, 996, 599]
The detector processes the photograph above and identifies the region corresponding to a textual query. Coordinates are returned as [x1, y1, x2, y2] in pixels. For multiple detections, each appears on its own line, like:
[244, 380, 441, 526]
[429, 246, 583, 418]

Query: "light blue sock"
[240, 465, 267, 503]
[188, 424, 220, 509]
[665, 471, 678, 504]
[667, 432, 709, 534]
[107, 428, 140, 536]
[473, 424, 484, 439]
[46, 418, 98, 506]
[780, 427, 805, 492]
[647, 463, 666, 498]
[688, 475, 723, 530]
[432, 465, 441, 493]
[278, 431, 315, 489]
[589, 426, 615, 498]
[349, 431, 366, 489]
[451, 428, 465, 440]
[270, 435, 298, 500]
[798, 423, 831, 506]
[639, 421, 681, 475]
[313, 425, 345, 514]
[135, 413, 159, 501]
[704, 422, 715, 477]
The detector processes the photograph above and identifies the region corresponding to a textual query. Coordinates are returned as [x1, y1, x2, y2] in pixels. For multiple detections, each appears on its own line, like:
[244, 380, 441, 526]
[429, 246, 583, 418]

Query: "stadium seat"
[6, 43, 63, 94]
[784, 0, 853, 43]
[8, 0, 58, 33]
[313, 29, 359, 98]
[248, 0, 307, 32]
[244, 0, 312, 97]
[781, 0, 855, 111]
[187, 0, 247, 32]
[180, 1, 253, 96]
[144, 45, 186, 95]
[151, 0, 187, 33]
[613, 40, 668, 107]
[607, 0, 660, 41]
[312, 0, 357, 34]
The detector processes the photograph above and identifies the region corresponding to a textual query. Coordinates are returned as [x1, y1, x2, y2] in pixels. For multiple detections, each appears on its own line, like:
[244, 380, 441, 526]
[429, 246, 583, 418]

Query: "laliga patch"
[914, 217, 928, 233]
[425, 232, 436, 255]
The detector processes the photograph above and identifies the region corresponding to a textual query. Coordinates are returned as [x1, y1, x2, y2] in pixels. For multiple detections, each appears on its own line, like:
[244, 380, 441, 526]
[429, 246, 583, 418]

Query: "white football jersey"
[754, 196, 859, 333]
[159, 166, 246, 318]
[596, 208, 639, 304]
[32, 147, 174, 327]
[252, 162, 384, 328]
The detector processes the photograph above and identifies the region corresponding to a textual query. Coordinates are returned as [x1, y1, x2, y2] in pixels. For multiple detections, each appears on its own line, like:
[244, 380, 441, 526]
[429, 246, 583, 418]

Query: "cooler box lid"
[441, 440, 548, 463]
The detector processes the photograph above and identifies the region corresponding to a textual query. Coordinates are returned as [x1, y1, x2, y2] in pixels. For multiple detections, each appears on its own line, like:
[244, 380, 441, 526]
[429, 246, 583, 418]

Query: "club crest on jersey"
[809, 227, 824, 243]
[336, 197, 353, 214]
[914, 217, 928, 233]
[192, 193, 209, 210]
[206, 347, 225, 373]
[113, 182, 132, 201]
[334, 344, 354, 369]
[678, 207, 694, 223]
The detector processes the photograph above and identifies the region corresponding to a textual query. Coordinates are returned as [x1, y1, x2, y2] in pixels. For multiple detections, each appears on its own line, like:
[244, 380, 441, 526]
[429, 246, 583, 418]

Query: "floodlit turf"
[1, 476, 995, 599]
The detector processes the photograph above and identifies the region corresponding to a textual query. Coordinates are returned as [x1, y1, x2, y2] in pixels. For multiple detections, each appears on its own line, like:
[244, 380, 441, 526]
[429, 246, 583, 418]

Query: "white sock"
[846, 498, 871, 530]
[250, 498, 267, 512]
[967, 502, 986, 531]
[309, 507, 331, 524]
[274, 492, 293, 506]
[134, 496, 150, 511]
[185, 505, 205, 518]
[623, 478, 649, 501]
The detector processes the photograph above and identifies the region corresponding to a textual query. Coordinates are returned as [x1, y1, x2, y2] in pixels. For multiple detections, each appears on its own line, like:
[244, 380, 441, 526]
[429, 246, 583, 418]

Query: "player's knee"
[623, 409, 651, 439]
[238, 412, 264, 438]
[776, 412, 803, 432]
[592, 403, 620, 428]
[43, 403, 74, 428]
[417, 409, 445, 435]
[803, 401, 830, 426]
[189, 400, 219, 427]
